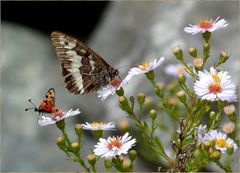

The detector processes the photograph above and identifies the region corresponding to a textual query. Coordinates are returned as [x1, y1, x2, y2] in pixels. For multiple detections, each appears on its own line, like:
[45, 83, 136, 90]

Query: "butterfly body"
[51, 31, 120, 95]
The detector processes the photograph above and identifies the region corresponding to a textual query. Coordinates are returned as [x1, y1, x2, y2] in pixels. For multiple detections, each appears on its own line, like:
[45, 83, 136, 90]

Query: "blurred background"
[1, 1, 239, 172]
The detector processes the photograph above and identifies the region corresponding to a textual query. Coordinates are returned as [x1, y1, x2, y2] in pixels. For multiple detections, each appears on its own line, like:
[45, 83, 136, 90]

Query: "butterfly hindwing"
[51, 31, 119, 95]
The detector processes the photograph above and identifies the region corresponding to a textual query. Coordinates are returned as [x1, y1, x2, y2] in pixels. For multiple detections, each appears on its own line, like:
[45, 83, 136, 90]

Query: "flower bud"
[145, 97, 153, 109]
[119, 96, 131, 113]
[173, 46, 183, 61]
[224, 105, 236, 122]
[211, 150, 221, 161]
[71, 142, 80, 153]
[178, 74, 186, 84]
[130, 96, 135, 107]
[157, 82, 165, 90]
[224, 105, 235, 116]
[150, 109, 157, 120]
[227, 145, 234, 155]
[87, 153, 96, 165]
[176, 90, 186, 103]
[222, 121, 235, 134]
[208, 147, 214, 154]
[56, 136, 65, 144]
[56, 136, 66, 149]
[168, 97, 178, 105]
[193, 57, 203, 69]
[204, 43, 210, 52]
[210, 111, 216, 119]
[118, 119, 130, 130]
[137, 93, 145, 106]
[203, 140, 211, 150]
[219, 51, 230, 64]
[166, 82, 178, 91]
[104, 159, 112, 169]
[129, 150, 137, 161]
[189, 47, 197, 57]
[122, 158, 131, 171]
[119, 96, 127, 105]
[75, 123, 83, 136]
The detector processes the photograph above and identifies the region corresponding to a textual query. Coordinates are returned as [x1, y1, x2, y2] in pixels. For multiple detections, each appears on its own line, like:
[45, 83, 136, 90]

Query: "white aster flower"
[97, 57, 165, 101]
[127, 57, 165, 78]
[214, 131, 238, 154]
[82, 122, 115, 131]
[194, 67, 237, 102]
[93, 132, 136, 159]
[197, 124, 207, 143]
[203, 130, 238, 154]
[38, 109, 81, 126]
[226, 138, 238, 152]
[184, 17, 228, 35]
[164, 63, 188, 77]
[202, 129, 218, 143]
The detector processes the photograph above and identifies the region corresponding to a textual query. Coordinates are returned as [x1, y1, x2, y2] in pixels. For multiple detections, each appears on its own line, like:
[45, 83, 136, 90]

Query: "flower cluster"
[197, 125, 238, 154]
[28, 16, 238, 172]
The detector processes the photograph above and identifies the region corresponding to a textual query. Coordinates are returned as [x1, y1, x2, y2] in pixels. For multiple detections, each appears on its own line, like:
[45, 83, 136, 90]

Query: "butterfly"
[51, 31, 121, 95]
[25, 88, 63, 117]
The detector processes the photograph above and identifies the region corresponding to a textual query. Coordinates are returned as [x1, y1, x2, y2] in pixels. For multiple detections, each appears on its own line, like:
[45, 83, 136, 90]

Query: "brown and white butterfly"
[51, 31, 121, 95]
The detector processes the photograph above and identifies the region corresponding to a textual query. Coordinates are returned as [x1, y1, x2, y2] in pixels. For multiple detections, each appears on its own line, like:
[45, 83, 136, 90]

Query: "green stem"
[61, 130, 72, 147]
[60, 129, 90, 172]
[215, 160, 232, 172]
[73, 152, 91, 172]
[91, 164, 97, 172]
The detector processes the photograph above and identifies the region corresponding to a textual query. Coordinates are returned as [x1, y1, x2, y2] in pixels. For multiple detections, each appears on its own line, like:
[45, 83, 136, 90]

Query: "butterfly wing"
[51, 31, 118, 95]
[39, 88, 56, 113]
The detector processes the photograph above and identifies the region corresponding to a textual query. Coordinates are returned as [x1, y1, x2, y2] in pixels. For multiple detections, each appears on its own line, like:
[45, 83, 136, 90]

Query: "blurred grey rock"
[2, 1, 239, 172]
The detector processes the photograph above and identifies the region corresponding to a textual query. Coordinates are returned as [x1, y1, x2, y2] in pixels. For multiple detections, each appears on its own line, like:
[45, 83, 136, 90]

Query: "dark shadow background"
[2, 1, 109, 40]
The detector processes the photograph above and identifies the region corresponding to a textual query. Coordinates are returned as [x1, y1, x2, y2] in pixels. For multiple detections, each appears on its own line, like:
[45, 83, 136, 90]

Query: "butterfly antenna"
[116, 63, 139, 70]
[25, 107, 36, 111]
[25, 99, 37, 111]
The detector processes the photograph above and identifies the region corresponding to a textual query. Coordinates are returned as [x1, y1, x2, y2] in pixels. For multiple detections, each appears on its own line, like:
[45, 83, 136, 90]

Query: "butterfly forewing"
[51, 31, 119, 95]
[39, 88, 56, 111]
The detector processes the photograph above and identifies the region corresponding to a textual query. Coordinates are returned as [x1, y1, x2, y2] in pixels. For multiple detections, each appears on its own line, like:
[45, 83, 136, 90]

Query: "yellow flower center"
[198, 19, 214, 29]
[215, 138, 227, 148]
[139, 62, 150, 70]
[212, 74, 221, 83]
[208, 74, 222, 94]
[208, 83, 222, 94]
[108, 137, 122, 150]
[90, 122, 105, 128]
